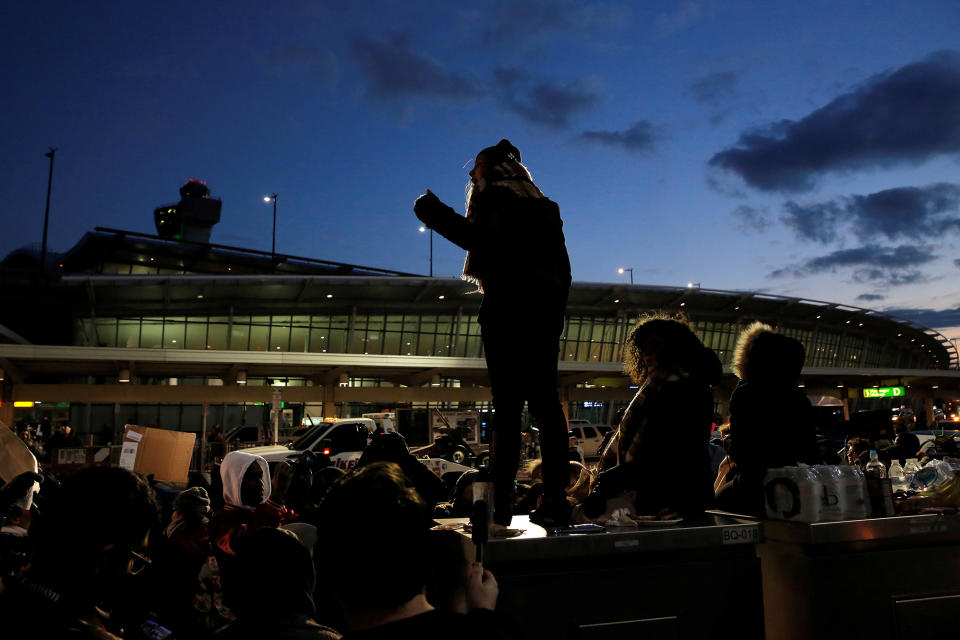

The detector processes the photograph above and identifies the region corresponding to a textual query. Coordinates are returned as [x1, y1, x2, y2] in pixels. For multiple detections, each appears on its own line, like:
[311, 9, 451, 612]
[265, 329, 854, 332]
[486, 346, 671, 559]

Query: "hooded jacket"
[220, 450, 271, 510]
[210, 451, 292, 556]
[718, 326, 818, 515]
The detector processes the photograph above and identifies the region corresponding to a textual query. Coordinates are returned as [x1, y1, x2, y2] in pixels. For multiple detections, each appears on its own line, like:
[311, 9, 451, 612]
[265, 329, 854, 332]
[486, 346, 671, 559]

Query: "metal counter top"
[762, 514, 960, 545]
[708, 510, 960, 546]
[436, 514, 762, 563]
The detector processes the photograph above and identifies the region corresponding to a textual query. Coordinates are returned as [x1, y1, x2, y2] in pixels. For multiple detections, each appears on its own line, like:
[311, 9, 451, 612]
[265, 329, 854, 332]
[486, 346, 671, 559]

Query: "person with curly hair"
[586, 315, 722, 520]
[414, 139, 571, 528]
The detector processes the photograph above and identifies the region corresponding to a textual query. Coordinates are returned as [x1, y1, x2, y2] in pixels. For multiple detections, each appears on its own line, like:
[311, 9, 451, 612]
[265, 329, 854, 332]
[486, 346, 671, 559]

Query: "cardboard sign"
[0, 421, 38, 482]
[121, 425, 196, 484]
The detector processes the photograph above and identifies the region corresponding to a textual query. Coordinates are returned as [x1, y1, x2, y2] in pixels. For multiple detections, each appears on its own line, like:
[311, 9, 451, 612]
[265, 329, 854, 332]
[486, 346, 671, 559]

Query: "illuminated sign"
[862, 386, 905, 398]
[13, 401, 35, 408]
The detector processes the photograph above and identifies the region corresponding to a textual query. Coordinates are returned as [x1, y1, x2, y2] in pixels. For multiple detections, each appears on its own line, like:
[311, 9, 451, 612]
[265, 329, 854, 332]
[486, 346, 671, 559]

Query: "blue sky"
[3, 1, 960, 338]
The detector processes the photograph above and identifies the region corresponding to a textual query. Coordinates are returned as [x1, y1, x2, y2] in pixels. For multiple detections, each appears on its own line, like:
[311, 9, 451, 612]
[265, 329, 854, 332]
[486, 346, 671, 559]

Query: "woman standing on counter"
[586, 316, 722, 520]
[414, 139, 572, 528]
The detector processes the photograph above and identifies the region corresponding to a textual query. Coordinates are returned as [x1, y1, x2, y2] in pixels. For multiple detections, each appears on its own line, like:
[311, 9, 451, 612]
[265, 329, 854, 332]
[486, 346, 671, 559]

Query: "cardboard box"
[120, 425, 196, 484]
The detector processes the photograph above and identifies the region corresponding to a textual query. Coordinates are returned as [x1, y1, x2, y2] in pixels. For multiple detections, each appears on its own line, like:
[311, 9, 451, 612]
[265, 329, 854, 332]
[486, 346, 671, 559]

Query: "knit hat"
[173, 486, 211, 518]
[478, 138, 521, 165]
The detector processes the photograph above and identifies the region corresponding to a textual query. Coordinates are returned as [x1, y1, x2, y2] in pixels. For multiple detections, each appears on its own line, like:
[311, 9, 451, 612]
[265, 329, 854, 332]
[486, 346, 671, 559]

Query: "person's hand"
[271, 461, 295, 501]
[465, 562, 498, 611]
[414, 190, 441, 221]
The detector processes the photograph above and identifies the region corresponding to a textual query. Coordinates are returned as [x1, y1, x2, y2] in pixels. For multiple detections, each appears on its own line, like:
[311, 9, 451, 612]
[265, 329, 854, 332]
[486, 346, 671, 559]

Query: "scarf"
[462, 161, 545, 292]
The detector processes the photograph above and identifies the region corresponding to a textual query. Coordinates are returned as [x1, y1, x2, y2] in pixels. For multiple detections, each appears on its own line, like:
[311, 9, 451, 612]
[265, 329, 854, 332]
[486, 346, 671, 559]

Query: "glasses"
[129, 550, 152, 576]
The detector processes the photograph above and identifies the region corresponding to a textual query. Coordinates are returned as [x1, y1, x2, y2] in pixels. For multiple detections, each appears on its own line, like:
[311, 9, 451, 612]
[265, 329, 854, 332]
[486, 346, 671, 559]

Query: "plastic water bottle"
[888, 460, 906, 491]
[813, 465, 844, 521]
[903, 458, 921, 489]
[792, 466, 822, 522]
[865, 450, 886, 478]
[838, 465, 870, 519]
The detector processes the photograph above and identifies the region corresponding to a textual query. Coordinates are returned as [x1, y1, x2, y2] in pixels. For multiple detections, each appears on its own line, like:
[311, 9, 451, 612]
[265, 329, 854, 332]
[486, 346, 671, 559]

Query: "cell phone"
[140, 620, 175, 640]
[548, 523, 606, 535]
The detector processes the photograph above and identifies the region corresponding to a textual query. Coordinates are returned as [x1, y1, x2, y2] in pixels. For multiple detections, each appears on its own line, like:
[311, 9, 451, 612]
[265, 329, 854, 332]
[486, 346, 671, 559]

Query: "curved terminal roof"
[49, 273, 955, 370]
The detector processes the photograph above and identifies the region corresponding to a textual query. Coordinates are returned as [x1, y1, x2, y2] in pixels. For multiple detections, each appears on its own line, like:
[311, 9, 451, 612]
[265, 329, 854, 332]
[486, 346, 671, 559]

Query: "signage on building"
[862, 386, 905, 398]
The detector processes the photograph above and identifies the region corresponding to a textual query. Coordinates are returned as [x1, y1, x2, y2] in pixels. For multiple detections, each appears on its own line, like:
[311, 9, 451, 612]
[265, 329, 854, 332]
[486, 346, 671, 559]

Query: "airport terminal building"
[2, 225, 959, 439]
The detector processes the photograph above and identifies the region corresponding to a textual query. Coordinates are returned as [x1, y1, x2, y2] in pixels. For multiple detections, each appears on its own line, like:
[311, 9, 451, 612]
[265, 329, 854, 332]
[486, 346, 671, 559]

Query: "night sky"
[3, 1, 960, 341]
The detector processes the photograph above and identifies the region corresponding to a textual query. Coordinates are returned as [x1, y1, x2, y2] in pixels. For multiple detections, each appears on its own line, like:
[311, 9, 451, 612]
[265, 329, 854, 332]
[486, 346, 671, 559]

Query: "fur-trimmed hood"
[732, 321, 805, 382]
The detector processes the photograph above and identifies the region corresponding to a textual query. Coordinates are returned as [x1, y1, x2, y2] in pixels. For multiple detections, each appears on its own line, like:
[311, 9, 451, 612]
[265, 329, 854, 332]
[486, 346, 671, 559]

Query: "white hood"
[220, 450, 271, 509]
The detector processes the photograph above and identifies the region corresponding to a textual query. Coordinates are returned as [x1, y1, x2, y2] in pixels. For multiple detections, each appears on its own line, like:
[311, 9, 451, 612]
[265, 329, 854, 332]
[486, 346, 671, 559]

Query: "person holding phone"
[415, 139, 572, 528]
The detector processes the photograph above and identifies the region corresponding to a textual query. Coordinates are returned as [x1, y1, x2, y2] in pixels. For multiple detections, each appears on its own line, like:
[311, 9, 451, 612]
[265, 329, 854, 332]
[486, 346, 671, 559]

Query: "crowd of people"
[0, 314, 941, 639]
[0, 447, 514, 639]
[0, 137, 942, 638]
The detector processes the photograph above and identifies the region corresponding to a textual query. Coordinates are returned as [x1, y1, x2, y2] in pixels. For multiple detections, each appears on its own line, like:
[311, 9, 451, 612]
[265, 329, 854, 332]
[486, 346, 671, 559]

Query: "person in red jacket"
[210, 450, 296, 609]
[210, 450, 296, 555]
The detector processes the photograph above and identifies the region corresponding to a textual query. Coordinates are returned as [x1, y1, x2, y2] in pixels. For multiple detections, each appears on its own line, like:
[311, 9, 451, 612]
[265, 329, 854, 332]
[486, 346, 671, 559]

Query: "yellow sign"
[862, 387, 905, 399]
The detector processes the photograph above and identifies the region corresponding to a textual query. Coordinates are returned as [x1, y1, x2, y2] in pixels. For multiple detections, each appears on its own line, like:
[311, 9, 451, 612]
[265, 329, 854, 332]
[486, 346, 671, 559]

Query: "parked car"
[570, 424, 613, 458]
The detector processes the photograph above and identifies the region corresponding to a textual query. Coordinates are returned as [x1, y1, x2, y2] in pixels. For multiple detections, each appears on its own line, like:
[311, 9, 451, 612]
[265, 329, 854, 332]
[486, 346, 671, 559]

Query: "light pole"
[41, 148, 57, 270]
[617, 267, 633, 285]
[264, 193, 278, 260]
[687, 282, 701, 288]
[419, 225, 433, 277]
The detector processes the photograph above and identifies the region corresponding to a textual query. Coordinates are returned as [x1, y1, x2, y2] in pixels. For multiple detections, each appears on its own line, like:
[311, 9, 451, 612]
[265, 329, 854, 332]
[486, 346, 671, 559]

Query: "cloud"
[883, 306, 960, 329]
[579, 120, 658, 152]
[350, 33, 481, 100]
[730, 205, 770, 233]
[781, 182, 960, 244]
[494, 68, 601, 128]
[955, 258, 960, 268]
[781, 200, 843, 244]
[709, 51, 960, 192]
[769, 244, 937, 283]
[690, 71, 738, 106]
[856, 293, 886, 302]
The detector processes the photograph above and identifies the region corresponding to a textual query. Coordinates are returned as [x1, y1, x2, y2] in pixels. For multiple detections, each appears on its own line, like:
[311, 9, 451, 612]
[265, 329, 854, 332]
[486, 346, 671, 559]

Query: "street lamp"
[419, 225, 433, 277]
[617, 267, 633, 285]
[687, 282, 701, 288]
[264, 193, 278, 260]
[41, 148, 57, 270]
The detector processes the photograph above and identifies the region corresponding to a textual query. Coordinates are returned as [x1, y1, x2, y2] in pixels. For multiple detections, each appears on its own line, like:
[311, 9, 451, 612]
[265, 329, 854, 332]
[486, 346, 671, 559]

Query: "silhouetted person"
[586, 316, 721, 520]
[415, 139, 571, 527]
[715, 322, 818, 515]
[0, 467, 161, 638]
[219, 527, 340, 639]
[317, 462, 510, 639]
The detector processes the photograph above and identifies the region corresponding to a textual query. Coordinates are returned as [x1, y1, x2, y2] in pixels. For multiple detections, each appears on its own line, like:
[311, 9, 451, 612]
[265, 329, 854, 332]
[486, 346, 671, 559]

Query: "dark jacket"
[594, 351, 722, 518]
[717, 380, 818, 515]
[414, 184, 570, 324]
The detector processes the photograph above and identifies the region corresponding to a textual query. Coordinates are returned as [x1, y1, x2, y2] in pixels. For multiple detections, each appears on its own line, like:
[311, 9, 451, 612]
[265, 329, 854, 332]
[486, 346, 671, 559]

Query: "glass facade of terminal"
[75, 312, 930, 369]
